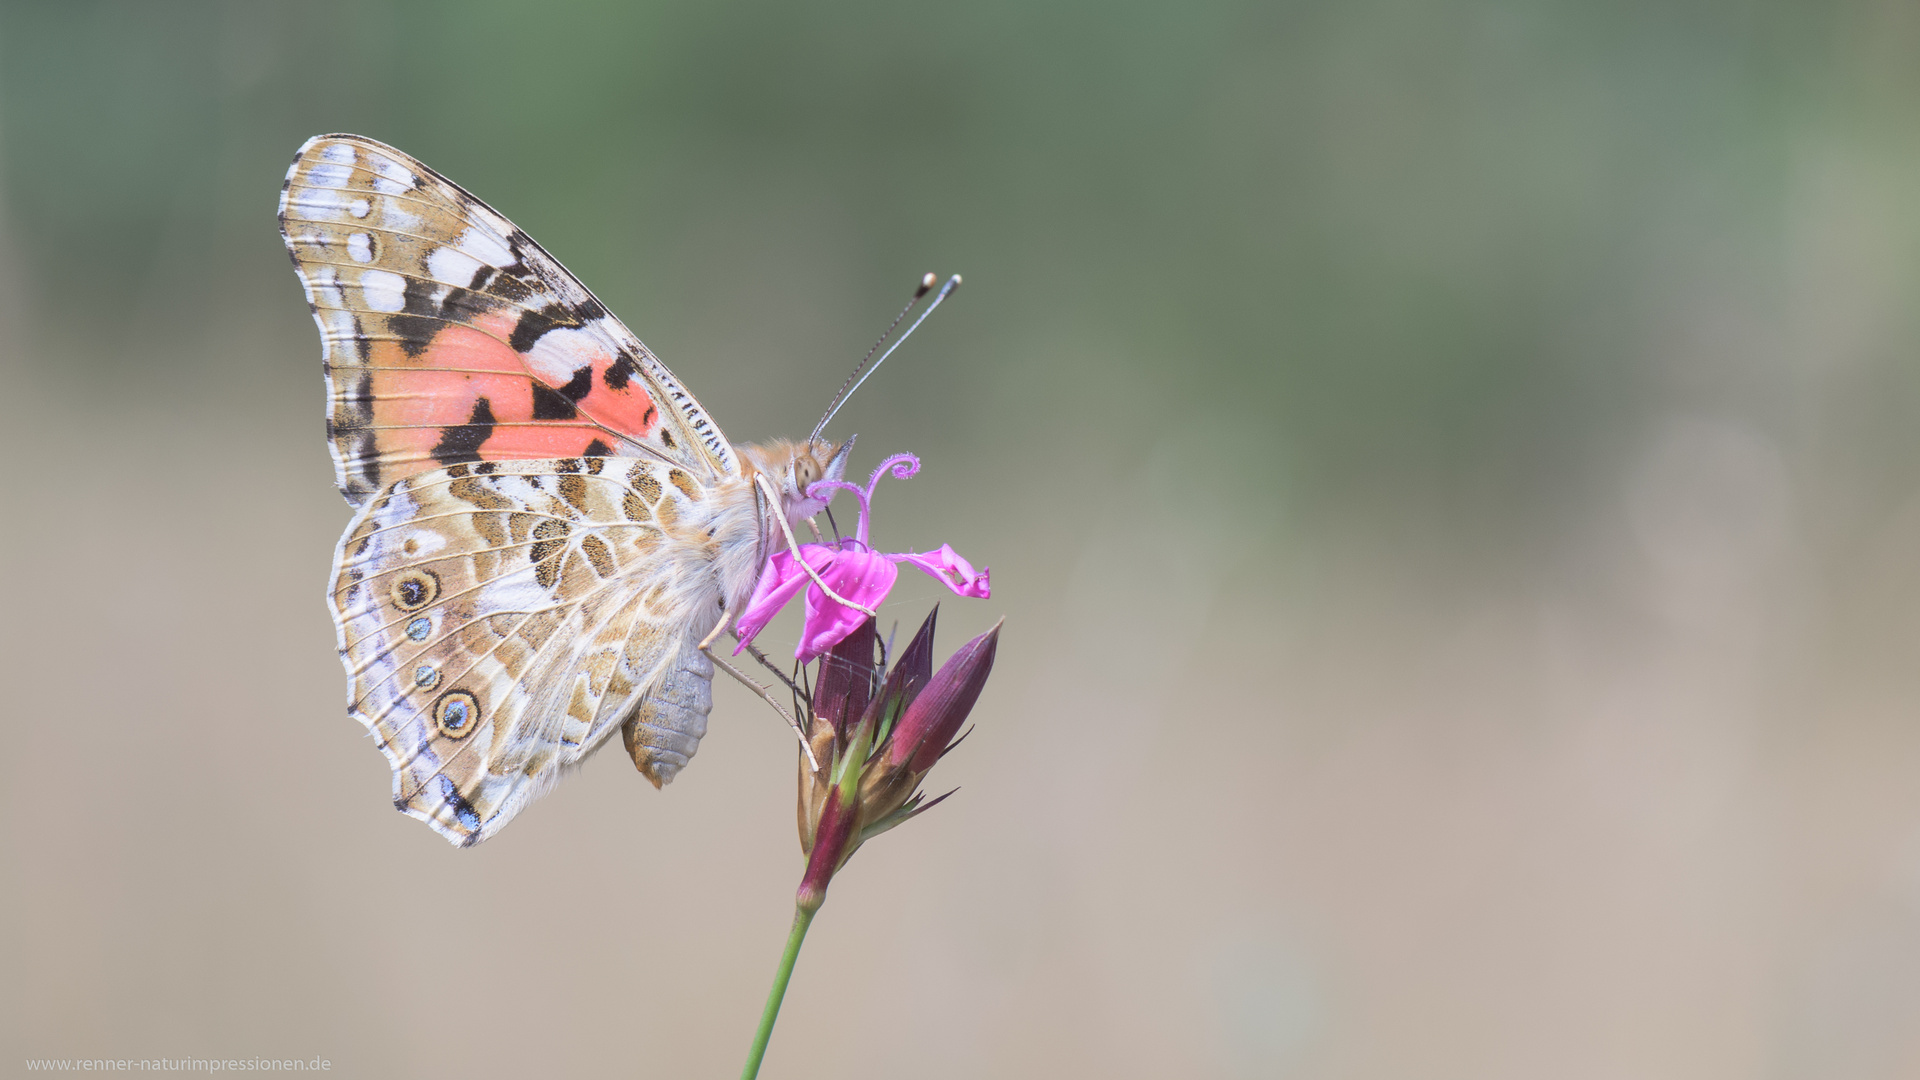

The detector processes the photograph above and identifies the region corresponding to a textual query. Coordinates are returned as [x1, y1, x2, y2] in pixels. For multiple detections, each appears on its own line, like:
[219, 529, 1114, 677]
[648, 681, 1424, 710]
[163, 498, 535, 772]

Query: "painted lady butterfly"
[280, 134, 853, 846]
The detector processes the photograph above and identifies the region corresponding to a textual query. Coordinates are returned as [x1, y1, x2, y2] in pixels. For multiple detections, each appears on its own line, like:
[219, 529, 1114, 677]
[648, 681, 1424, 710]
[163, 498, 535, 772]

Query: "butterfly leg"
[700, 615, 820, 771]
[737, 636, 809, 704]
[697, 610, 733, 653]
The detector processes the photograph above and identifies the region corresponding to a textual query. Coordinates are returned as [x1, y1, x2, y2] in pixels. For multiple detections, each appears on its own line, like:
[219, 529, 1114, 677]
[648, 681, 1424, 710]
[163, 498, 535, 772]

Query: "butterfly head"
[743, 434, 856, 523]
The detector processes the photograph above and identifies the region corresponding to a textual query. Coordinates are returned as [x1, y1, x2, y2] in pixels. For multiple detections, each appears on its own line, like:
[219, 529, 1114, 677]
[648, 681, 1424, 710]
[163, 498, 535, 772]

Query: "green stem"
[740, 903, 818, 1080]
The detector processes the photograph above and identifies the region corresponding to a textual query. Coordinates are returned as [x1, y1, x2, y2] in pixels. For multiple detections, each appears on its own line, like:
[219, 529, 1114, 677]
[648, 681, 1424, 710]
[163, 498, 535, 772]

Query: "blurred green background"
[5, 1, 1920, 1076]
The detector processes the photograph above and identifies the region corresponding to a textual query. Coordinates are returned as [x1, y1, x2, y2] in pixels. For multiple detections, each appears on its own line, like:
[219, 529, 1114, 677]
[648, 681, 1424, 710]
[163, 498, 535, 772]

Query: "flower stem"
[740, 902, 818, 1080]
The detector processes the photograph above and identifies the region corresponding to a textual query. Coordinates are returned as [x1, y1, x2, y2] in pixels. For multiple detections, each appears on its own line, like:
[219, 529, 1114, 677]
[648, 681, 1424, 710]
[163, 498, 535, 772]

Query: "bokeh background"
[5, 1, 1920, 1076]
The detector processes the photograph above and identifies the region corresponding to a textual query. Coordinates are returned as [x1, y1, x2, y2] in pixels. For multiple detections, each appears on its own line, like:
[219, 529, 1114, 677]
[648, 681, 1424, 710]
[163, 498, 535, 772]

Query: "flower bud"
[886, 606, 939, 716]
[791, 607, 1001, 897]
[889, 620, 1001, 773]
[796, 787, 854, 911]
[812, 616, 877, 739]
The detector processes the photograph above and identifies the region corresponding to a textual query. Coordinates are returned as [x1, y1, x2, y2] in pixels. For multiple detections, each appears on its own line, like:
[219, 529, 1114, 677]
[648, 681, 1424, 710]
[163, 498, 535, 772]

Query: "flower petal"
[734, 545, 837, 654]
[891, 544, 992, 599]
[798, 552, 898, 661]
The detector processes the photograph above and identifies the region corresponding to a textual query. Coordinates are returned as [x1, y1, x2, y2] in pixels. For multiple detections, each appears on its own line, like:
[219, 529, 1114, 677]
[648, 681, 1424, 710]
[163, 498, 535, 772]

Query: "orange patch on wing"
[578, 366, 660, 441]
[528, 330, 661, 441]
[476, 425, 616, 458]
[363, 310, 661, 466]
[368, 311, 521, 415]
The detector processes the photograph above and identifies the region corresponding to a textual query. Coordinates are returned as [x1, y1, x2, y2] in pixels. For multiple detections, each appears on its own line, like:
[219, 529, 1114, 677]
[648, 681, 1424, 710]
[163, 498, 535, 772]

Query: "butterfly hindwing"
[331, 456, 729, 846]
[279, 134, 738, 507]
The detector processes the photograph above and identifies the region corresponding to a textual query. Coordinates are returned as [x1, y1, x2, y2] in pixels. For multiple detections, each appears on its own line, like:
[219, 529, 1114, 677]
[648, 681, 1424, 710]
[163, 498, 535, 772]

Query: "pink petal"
[890, 544, 992, 599]
[797, 552, 898, 661]
[734, 546, 836, 654]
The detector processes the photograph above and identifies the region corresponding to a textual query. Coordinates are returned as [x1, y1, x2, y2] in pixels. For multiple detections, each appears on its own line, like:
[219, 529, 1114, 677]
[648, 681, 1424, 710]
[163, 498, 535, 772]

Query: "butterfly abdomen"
[621, 645, 715, 787]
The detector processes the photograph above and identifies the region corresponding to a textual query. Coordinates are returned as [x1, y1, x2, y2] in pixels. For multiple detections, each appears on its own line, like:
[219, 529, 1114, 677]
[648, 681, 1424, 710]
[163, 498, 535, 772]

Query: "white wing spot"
[348, 198, 371, 219]
[305, 265, 344, 309]
[308, 162, 352, 191]
[371, 155, 414, 196]
[320, 142, 357, 165]
[360, 269, 406, 313]
[381, 200, 421, 234]
[428, 245, 484, 287]
[348, 233, 374, 264]
[477, 571, 559, 612]
[319, 308, 357, 347]
[525, 327, 609, 387]
[456, 226, 515, 269]
[288, 188, 349, 217]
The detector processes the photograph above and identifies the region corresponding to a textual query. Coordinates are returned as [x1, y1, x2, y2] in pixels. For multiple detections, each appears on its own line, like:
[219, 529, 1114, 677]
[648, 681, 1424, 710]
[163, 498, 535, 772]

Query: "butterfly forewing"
[279, 134, 738, 507]
[333, 456, 727, 846]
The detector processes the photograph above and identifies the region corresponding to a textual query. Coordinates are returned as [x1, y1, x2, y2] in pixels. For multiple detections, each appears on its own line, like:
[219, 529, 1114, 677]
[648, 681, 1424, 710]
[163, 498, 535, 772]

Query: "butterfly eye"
[795, 458, 819, 489]
[434, 690, 479, 738]
[391, 569, 440, 611]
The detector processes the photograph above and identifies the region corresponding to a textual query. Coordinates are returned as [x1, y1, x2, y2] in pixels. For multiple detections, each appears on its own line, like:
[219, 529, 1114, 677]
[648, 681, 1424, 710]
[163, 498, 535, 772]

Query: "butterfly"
[279, 134, 865, 846]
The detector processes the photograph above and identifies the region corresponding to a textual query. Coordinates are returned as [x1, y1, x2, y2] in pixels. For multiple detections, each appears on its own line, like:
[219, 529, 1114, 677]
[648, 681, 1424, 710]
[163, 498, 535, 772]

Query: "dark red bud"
[892, 606, 939, 707]
[890, 621, 1001, 773]
[864, 607, 939, 733]
[812, 616, 878, 739]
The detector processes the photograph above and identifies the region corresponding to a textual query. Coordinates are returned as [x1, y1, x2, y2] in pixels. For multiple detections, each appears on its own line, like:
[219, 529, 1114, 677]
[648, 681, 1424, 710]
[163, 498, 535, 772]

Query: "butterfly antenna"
[811, 272, 961, 441]
[811, 273, 933, 441]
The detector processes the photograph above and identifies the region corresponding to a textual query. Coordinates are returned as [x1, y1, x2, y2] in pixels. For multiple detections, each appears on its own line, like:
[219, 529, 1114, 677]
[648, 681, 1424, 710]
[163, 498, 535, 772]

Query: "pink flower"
[734, 454, 991, 661]
[795, 609, 1004, 906]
